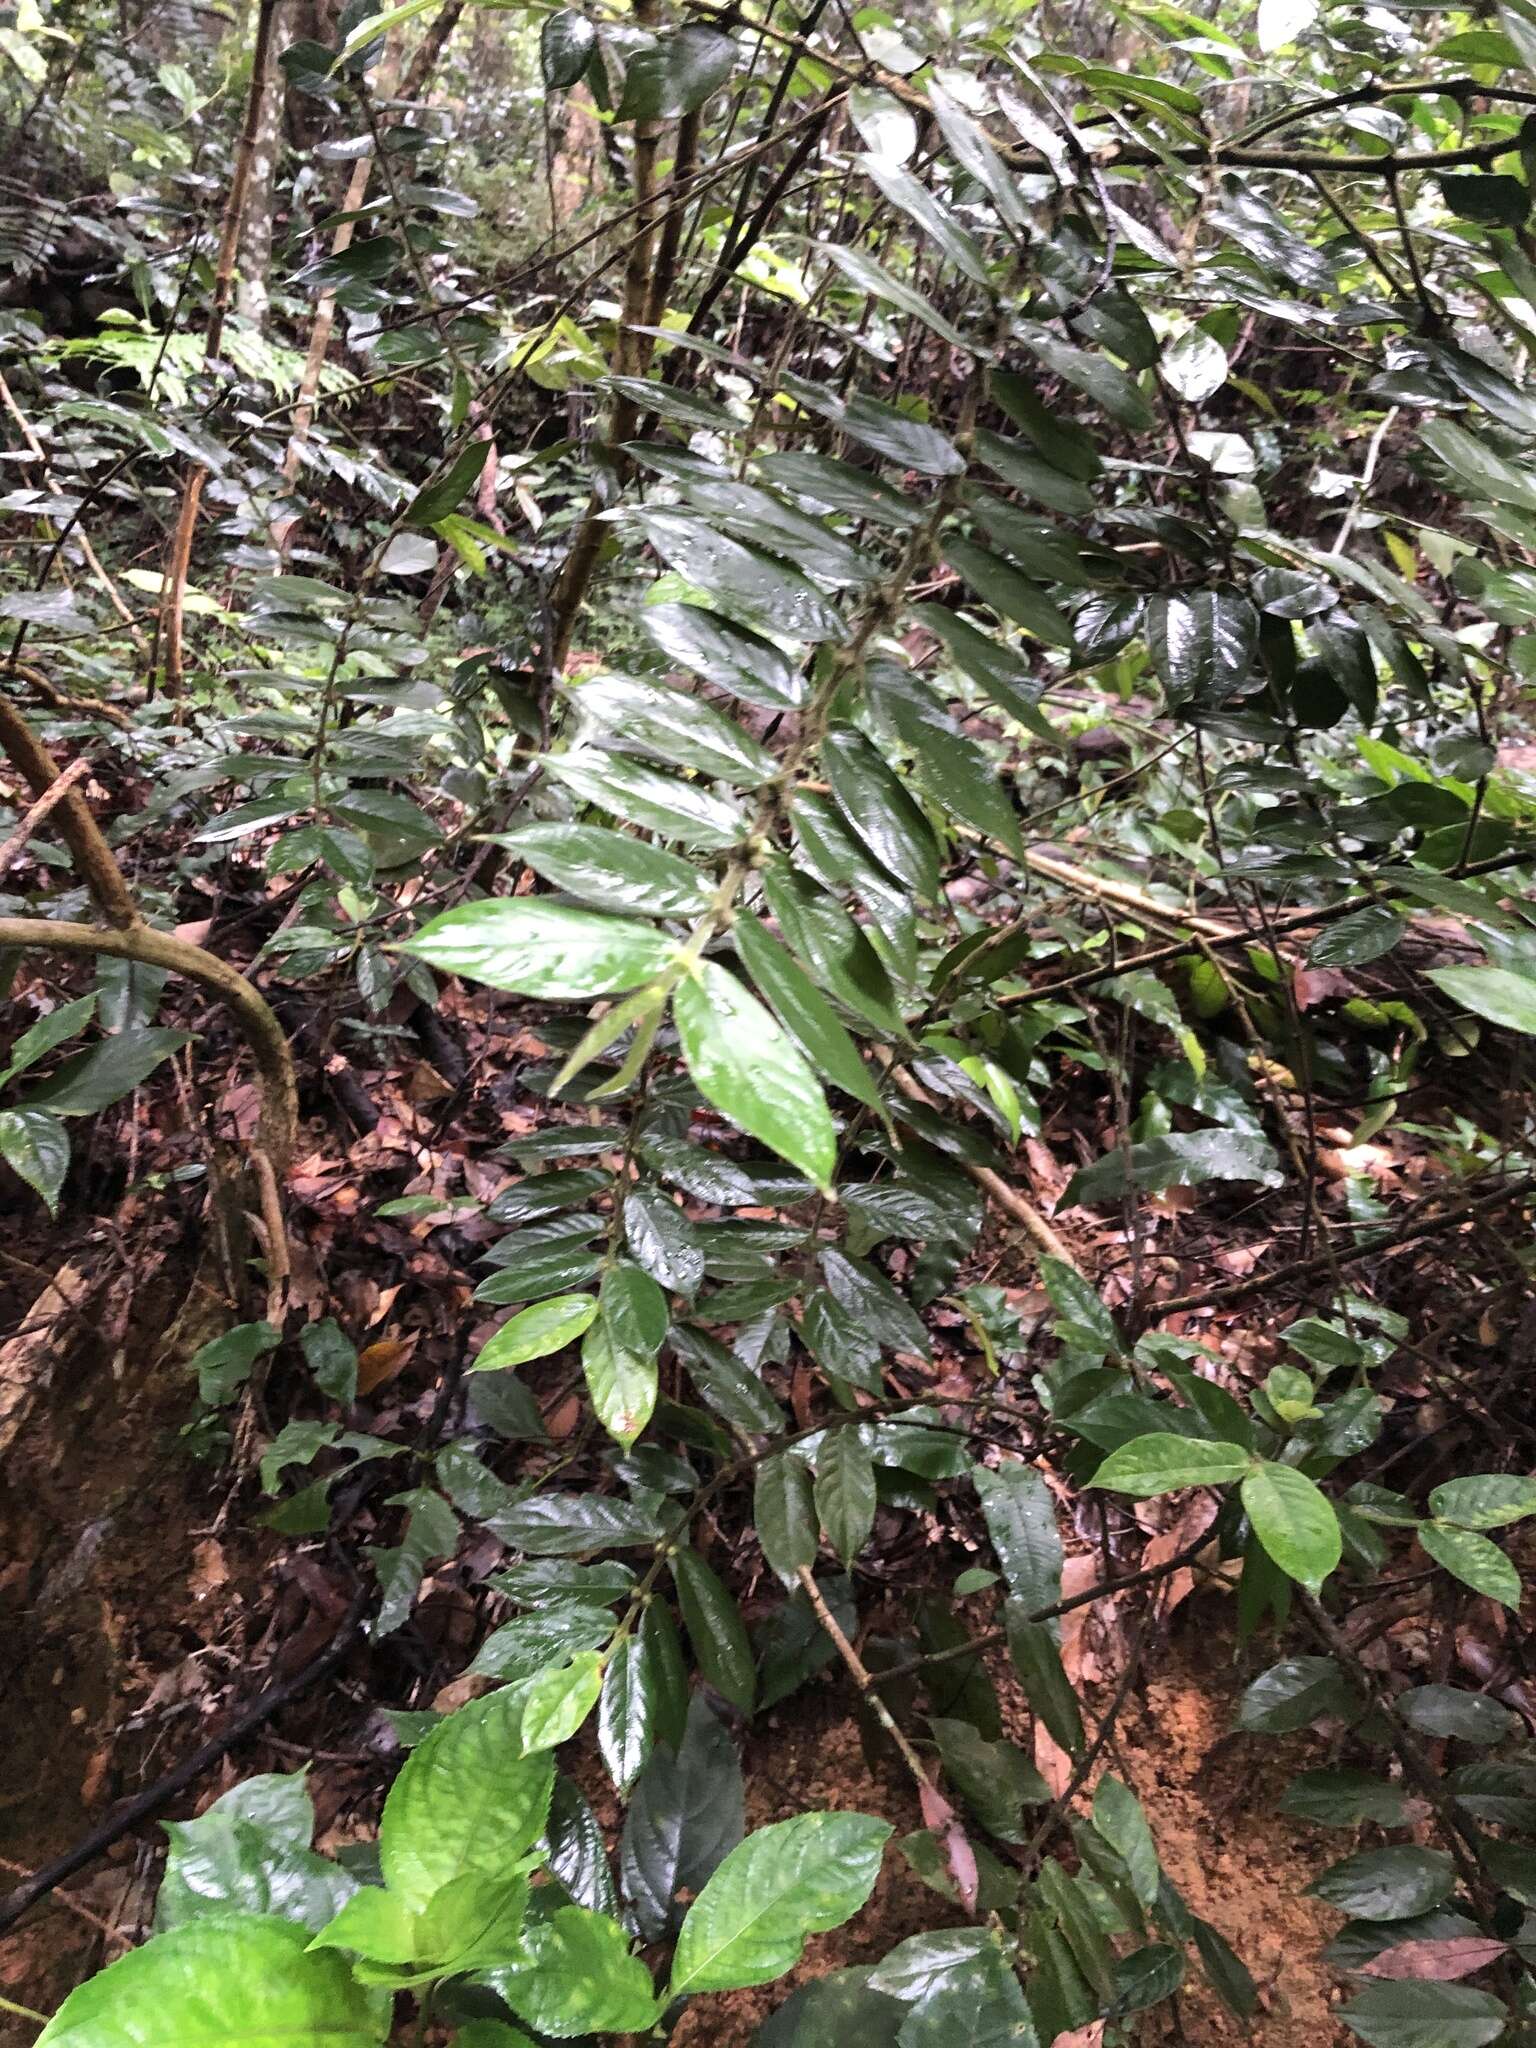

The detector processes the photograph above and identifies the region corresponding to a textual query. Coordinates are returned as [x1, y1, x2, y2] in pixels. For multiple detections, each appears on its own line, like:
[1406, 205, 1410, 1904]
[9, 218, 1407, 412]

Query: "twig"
[0, 755, 92, 878]
[795, 1565, 944, 1800]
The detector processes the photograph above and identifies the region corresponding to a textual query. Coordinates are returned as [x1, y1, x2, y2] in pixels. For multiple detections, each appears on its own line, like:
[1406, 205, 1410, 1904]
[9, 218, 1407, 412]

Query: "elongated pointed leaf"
[673, 960, 836, 1193]
[400, 901, 673, 999]
[668, 1812, 892, 1995]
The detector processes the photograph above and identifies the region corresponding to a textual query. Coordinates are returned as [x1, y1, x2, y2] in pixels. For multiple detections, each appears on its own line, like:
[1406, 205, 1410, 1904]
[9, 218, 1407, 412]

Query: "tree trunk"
[236, 0, 287, 329]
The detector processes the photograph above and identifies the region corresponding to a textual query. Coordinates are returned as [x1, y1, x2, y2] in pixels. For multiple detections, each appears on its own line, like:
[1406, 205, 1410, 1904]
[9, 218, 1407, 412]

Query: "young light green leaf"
[733, 914, 884, 1117]
[379, 1692, 554, 1909]
[1428, 965, 1536, 1035]
[1418, 1522, 1523, 1609]
[492, 823, 712, 919]
[673, 960, 836, 1194]
[667, 1812, 893, 1995]
[1428, 1474, 1536, 1529]
[498, 1904, 661, 2037]
[520, 1650, 605, 1754]
[1091, 1434, 1252, 1496]
[1241, 1462, 1341, 1591]
[36, 1915, 389, 2047]
[581, 1318, 658, 1446]
[473, 1295, 599, 1371]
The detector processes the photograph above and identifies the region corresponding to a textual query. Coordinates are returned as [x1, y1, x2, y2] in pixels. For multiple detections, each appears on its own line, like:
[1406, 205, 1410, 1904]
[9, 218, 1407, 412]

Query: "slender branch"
[160, 0, 280, 700]
[0, 918, 299, 1169]
[0, 755, 92, 879]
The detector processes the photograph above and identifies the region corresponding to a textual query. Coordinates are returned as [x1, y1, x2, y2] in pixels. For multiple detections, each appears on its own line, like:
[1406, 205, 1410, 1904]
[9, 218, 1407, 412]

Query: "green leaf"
[673, 960, 836, 1194]
[492, 1493, 665, 1554]
[668, 1812, 892, 1996]
[600, 1262, 669, 1356]
[821, 725, 940, 898]
[1091, 1776, 1159, 1910]
[1419, 1522, 1523, 1608]
[1422, 414, 1536, 512]
[1338, 1981, 1507, 2048]
[1065, 1130, 1283, 1207]
[943, 536, 1073, 647]
[631, 508, 844, 641]
[1309, 1845, 1456, 1922]
[641, 601, 806, 708]
[1428, 1474, 1536, 1529]
[624, 1185, 705, 1297]
[544, 751, 747, 850]
[1427, 964, 1536, 1034]
[498, 1905, 660, 2037]
[541, 8, 596, 89]
[931, 1719, 1048, 1844]
[672, 1547, 757, 1711]
[621, 1693, 744, 1941]
[861, 154, 991, 287]
[1146, 589, 1260, 707]
[973, 1462, 1063, 1611]
[733, 915, 884, 1117]
[379, 1692, 554, 1909]
[404, 442, 491, 528]
[815, 1428, 877, 1564]
[493, 823, 711, 919]
[756, 451, 923, 531]
[615, 24, 735, 121]
[821, 242, 973, 352]
[756, 1452, 819, 1577]
[569, 672, 777, 786]
[581, 1318, 658, 1446]
[20, 1026, 192, 1116]
[1091, 1434, 1251, 1496]
[1006, 1609, 1084, 1755]
[761, 866, 904, 1038]
[1399, 1686, 1518, 1745]
[1017, 325, 1155, 430]
[1240, 1462, 1341, 1590]
[300, 1320, 358, 1404]
[1308, 906, 1406, 968]
[1280, 1770, 1412, 1827]
[599, 1632, 654, 1792]
[520, 1650, 605, 1754]
[36, 1914, 388, 2047]
[399, 901, 674, 999]
[0, 1106, 69, 1213]
[191, 1320, 282, 1405]
[1234, 1657, 1357, 1734]
[0, 992, 96, 1089]
[473, 1295, 599, 1371]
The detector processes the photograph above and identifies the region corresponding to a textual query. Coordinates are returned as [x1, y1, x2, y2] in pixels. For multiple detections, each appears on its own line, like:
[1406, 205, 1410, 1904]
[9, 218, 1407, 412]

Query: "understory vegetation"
[3, 0, 1536, 2038]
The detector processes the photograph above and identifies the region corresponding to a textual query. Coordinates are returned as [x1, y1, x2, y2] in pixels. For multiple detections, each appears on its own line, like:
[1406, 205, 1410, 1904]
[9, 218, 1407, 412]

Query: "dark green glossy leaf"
[674, 959, 836, 1193]
[672, 1546, 757, 1711]
[401, 900, 673, 999]
[493, 823, 711, 918]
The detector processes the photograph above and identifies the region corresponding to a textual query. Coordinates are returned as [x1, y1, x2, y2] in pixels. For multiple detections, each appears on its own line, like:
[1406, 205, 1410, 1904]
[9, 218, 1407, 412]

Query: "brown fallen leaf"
[1360, 1935, 1507, 1981]
[356, 1334, 418, 1395]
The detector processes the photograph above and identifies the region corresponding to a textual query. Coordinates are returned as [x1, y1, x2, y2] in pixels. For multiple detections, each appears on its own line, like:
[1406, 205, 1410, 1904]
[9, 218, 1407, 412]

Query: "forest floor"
[0, 963, 1520, 2042]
